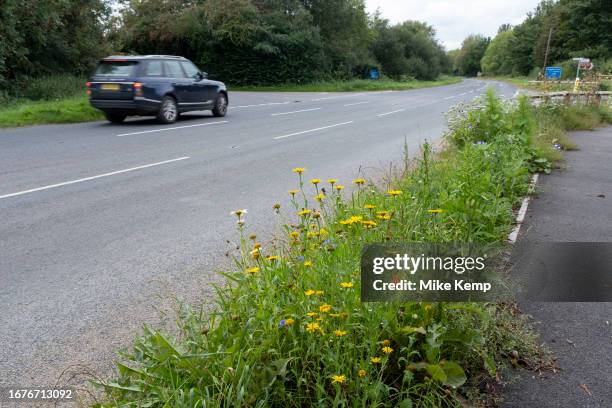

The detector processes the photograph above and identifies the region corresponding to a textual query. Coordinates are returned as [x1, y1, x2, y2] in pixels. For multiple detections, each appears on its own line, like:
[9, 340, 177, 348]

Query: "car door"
[181, 61, 216, 107]
[162, 60, 192, 104]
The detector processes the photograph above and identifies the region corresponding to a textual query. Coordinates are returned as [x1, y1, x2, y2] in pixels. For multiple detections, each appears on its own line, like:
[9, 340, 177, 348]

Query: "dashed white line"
[270, 107, 321, 116]
[443, 96, 455, 100]
[0, 157, 191, 200]
[232, 101, 291, 108]
[273, 121, 354, 140]
[376, 108, 405, 117]
[116, 121, 228, 137]
[344, 101, 371, 106]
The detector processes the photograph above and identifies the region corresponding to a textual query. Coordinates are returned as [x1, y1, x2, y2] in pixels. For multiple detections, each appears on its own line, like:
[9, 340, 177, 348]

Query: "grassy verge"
[232, 76, 461, 92]
[0, 95, 103, 128]
[93, 94, 610, 407]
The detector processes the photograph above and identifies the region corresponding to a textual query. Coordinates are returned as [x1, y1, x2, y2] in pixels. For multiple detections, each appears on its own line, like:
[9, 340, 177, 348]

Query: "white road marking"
[232, 101, 291, 108]
[508, 174, 539, 243]
[443, 96, 455, 100]
[376, 108, 405, 117]
[0, 157, 191, 200]
[344, 101, 371, 106]
[459, 92, 467, 96]
[116, 121, 227, 137]
[273, 121, 354, 140]
[270, 107, 321, 116]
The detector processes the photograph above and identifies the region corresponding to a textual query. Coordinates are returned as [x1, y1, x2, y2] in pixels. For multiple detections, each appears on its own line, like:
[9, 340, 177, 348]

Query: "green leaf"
[425, 364, 447, 383]
[440, 361, 467, 388]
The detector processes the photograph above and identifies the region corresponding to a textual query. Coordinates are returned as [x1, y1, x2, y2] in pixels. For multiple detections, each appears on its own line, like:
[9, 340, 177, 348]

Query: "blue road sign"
[369, 68, 380, 80]
[545, 66, 562, 79]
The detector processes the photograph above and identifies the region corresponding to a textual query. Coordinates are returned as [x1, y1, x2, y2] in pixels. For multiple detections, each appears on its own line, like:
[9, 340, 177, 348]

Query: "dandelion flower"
[250, 248, 260, 259]
[315, 290, 324, 295]
[358, 369, 367, 378]
[335, 185, 345, 190]
[272, 203, 281, 211]
[245, 267, 260, 275]
[381, 339, 391, 346]
[303, 261, 313, 268]
[298, 209, 312, 217]
[304, 290, 316, 296]
[290, 231, 300, 239]
[314, 193, 325, 202]
[334, 330, 347, 337]
[327, 179, 338, 185]
[331, 375, 346, 384]
[340, 282, 353, 288]
[387, 190, 402, 196]
[306, 312, 318, 317]
[382, 346, 393, 354]
[428, 209, 444, 214]
[292, 167, 305, 174]
[319, 304, 332, 313]
[370, 357, 381, 364]
[306, 322, 320, 333]
[361, 220, 377, 228]
[364, 204, 376, 210]
[284, 318, 295, 326]
[353, 178, 366, 185]
[310, 178, 321, 185]
[288, 189, 299, 196]
[266, 255, 280, 262]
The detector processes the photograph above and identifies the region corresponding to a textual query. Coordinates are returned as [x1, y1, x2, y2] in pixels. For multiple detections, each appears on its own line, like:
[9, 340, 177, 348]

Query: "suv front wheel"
[212, 93, 228, 117]
[157, 96, 178, 124]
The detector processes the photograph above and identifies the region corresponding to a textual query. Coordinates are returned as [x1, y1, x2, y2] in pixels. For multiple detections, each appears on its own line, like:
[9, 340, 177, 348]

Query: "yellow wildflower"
[382, 346, 394, 354]
[381, 339, 391, 346]
[304, 290, 316, 296]
[288, 189, 299, 196]
[428, 209, 444, 214]
[387, 190, 402, 196]
[272, 203, 281, 210]
[331, 375, 346, 384]
[340, 282, 354, 288]
[253, 243, 261, 249]
[314, 193, 325, 202]
[245, 267, 260, 275]
[306, 312, 318, 317]
[335, 185, 345, 191]
[303, 261, 313, 268]
[364, 204, 376, 209]
[306, 322, 320, 333]
[353, 178, 366, 185]
[361, 220, 377, 228]
[292, 167, 305, 174]
[327, 179, 338, 185]
[371, 357, 381, 364]
[315, 290, 324, 295]
[290, 231, 300, 239]
[358, 369, 367, 378]
[250, 248, 260, 259]
[334, 330, 347, 337]
[298, 209, 312, 217]
[319, 304, 332, 313]
[310, 178, 321, 185]
[284, 318, 295, 326]
[266, 255, 280, 262]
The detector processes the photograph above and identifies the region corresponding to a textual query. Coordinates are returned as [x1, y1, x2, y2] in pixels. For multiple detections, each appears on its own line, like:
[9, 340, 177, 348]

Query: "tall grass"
[92, 91, 561, 407]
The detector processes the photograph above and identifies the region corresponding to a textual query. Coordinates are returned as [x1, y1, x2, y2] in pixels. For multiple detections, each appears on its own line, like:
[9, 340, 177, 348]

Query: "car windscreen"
[94, 61, 138, 77]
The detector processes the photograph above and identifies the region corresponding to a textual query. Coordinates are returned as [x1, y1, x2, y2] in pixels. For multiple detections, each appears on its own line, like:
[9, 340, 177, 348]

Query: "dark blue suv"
[87, 55, 228, 124]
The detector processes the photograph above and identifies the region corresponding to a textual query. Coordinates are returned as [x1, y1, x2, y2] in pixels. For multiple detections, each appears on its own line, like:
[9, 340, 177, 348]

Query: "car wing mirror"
[199, 71, 208, 80]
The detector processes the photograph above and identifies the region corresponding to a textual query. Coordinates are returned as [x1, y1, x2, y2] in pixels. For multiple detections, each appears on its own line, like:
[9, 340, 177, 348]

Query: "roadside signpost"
[545, 66, 562, 80]
[572, 57, 592, 91]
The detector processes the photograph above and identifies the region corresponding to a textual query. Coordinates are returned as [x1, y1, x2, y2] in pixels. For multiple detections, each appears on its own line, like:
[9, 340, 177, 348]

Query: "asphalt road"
[502, 127, 612, 407]
[0, 79, 517, 389]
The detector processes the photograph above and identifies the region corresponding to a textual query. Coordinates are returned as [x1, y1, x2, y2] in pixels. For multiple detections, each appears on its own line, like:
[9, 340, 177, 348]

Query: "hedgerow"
[94, 91, 558, 407]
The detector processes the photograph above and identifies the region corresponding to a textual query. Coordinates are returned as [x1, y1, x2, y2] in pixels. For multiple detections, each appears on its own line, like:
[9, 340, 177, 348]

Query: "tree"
[455, 34, 489, 76]
[480, 30, 516, 75]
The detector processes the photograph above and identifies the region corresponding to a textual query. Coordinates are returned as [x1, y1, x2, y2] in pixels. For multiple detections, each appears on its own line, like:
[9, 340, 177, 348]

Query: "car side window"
[181, 61, 200, 79]
[163, 61, 186, 78]
[144, 61, 164, 77]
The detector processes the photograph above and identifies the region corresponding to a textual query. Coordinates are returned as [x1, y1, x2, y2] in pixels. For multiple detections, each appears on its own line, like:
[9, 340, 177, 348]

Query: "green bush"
[93, 92, 548, 407]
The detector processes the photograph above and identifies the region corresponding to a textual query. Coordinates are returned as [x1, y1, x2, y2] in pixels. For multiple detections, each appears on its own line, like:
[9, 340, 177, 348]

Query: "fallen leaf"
[579, 383, 592, 397]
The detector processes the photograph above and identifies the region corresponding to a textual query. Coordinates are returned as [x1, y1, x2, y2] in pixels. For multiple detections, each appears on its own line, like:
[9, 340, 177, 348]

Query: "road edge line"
[508, 173, 539, 244]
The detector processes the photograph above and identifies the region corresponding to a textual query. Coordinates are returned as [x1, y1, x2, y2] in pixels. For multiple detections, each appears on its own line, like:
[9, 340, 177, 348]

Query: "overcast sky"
[365, 0, 541, 50]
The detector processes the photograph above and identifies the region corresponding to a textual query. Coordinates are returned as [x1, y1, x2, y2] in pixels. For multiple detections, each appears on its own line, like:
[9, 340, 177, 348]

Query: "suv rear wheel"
[157, 96, 178, 124]
[104, 112, 127, 124]
[212, 93, 228, 117]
